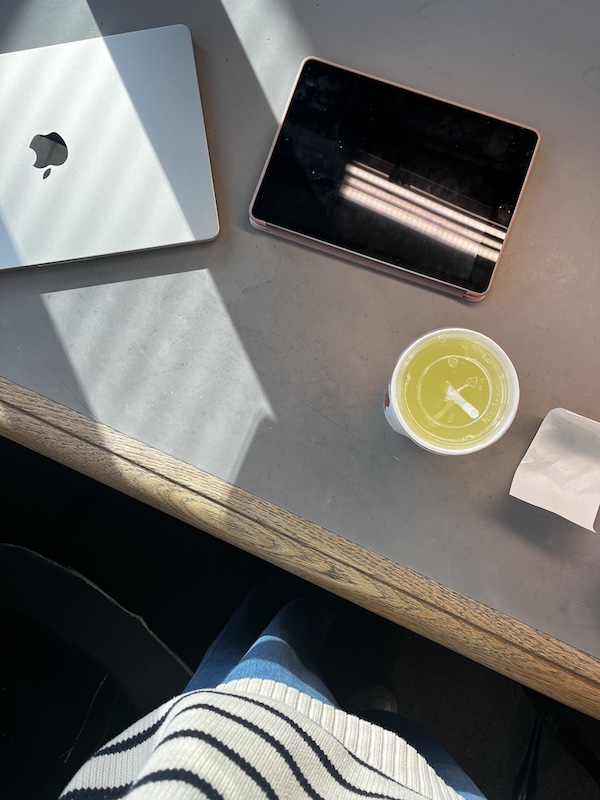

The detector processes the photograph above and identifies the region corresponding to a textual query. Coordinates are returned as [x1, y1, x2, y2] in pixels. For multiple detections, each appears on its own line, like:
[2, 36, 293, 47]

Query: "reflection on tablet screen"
[251, 58, 539, 299]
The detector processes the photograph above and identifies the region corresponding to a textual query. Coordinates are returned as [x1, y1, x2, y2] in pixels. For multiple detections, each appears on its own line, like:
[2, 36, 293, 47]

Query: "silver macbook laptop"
[0, 24, 219, 271]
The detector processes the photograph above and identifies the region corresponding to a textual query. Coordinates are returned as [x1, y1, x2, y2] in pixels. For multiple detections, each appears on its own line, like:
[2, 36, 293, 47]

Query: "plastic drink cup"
[384, 328, 519, 454]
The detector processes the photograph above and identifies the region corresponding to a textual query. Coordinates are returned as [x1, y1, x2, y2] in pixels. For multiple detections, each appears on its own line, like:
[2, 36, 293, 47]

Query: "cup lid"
[391, 328, 519, 454]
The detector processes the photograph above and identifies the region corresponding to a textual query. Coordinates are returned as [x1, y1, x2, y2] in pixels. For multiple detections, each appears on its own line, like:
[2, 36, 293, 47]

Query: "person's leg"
[184, 576, 338, 706]
[218, 595, 338, 706]
[360, 710, 488, 800]
[184, 575, 297, 691]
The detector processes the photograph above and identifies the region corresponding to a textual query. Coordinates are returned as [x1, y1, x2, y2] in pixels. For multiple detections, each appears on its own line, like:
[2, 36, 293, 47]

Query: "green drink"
[384, 329, 519, 454]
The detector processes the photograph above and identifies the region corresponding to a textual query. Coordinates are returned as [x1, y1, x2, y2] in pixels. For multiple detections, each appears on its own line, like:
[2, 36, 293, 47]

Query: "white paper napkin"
[510, 408, 600, 531]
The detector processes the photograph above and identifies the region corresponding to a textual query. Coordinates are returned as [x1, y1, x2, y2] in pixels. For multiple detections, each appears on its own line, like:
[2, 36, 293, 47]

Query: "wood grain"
[2, 374, 600, 719]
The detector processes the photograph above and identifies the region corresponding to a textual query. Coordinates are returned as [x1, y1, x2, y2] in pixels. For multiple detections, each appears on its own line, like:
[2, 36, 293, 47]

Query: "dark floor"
[2, 434, 600, 800]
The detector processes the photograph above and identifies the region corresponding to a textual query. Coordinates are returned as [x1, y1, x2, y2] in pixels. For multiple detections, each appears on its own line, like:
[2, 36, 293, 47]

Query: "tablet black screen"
[251, 59, 538, 294]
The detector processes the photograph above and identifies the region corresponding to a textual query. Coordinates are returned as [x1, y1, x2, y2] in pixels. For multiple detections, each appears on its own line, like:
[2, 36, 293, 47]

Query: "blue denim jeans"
[361, 711, 487, 800]
[184, 576, 337, 704]
[184, 577, 487, 800]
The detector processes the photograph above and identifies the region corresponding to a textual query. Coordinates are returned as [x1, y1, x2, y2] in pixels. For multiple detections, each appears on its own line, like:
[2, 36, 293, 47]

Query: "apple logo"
[29, 131, 68, 179]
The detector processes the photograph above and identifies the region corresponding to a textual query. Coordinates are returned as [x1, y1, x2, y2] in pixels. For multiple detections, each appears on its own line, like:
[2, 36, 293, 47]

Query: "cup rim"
[388, 328, 520, 455]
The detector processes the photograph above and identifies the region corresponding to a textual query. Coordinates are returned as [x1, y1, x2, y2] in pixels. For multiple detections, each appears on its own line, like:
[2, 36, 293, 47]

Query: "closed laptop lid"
[0, 24, 219, 271]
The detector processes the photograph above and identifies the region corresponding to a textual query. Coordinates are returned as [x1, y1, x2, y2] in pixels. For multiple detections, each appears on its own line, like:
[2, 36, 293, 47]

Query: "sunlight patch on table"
[41, 270, 275, 484]
[221, 0, 312, 114]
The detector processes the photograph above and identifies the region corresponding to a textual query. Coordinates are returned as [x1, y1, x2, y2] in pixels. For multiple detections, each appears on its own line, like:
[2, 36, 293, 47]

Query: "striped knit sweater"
[60, 678, 462, 800]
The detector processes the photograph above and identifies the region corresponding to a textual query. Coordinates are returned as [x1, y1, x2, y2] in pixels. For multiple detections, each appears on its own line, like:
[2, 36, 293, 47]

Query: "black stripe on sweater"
[71, 690, 432, 800]
[89, 691, 201, 760]
[95, 716, 165, 757]
[134, 768, 225, 798]
[88, 690, 208, 760]
[159, 729, 279, 800]
[61, 769, 225, 800]
[215, 690, 421, 792]
[60, 783, 132, 800]
[173, 700, 406, 800]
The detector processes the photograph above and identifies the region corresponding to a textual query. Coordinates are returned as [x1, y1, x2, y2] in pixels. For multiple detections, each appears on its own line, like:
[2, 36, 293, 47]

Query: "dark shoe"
[346, 685, 398, 714]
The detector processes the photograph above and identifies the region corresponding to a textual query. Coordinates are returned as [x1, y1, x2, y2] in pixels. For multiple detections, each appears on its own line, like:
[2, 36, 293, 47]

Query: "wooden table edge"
[1, 375, 599, 719]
